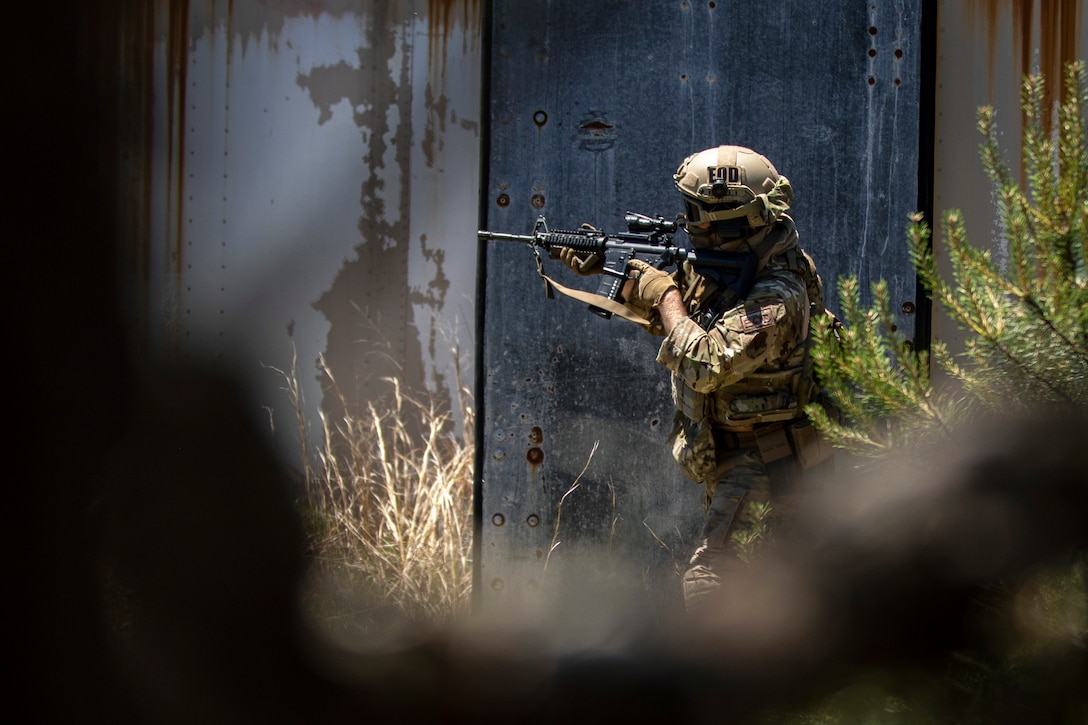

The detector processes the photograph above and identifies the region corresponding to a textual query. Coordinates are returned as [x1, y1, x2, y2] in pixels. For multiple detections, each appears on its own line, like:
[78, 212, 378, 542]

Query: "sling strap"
[533, 253, 653, 327]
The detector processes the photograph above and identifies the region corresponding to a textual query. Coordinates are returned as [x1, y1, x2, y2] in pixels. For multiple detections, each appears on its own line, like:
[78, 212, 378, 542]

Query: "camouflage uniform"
[556, 144, 832, 610]
[654, 216, 825, 610]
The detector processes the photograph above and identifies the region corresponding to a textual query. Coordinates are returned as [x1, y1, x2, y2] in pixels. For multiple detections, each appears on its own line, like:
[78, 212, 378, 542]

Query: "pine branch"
[809, 61, 1088, 460]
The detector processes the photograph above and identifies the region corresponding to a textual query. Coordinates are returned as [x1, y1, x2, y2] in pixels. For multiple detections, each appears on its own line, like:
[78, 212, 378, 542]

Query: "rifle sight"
[624, 211, 678, 235]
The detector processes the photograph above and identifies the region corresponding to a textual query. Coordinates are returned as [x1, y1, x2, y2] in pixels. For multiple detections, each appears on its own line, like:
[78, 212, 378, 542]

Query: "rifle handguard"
[557, 246, 604, 276]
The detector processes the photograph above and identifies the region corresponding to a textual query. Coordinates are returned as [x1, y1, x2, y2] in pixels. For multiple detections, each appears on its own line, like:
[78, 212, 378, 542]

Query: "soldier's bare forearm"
[657, 287, 687, 335]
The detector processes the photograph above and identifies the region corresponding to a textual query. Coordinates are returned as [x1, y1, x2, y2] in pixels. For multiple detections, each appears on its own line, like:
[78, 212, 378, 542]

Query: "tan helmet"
[673, 145, 793, 239]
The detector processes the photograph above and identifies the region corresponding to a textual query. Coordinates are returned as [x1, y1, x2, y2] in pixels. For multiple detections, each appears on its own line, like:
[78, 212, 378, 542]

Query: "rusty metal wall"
[477, 0, 927, 617]
[122, 0, 483, 461]
[932, 0, 1086, 359]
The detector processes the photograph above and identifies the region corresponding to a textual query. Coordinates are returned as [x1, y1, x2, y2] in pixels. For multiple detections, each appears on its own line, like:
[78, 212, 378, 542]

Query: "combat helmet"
[674, 145, 793, 248]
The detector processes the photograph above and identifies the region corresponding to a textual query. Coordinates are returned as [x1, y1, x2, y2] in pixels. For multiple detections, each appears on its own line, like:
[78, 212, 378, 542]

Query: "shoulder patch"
[740, 305, 776, 332]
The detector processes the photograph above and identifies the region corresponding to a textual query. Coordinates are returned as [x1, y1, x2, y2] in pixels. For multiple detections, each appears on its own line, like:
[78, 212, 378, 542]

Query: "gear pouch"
[668, 411, 718, 483]
[786, 416, 836, 469]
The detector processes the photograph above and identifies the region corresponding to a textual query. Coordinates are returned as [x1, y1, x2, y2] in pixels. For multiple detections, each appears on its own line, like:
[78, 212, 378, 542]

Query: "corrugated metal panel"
[129, 0, 482, 457]
[478, 0, 926, 615]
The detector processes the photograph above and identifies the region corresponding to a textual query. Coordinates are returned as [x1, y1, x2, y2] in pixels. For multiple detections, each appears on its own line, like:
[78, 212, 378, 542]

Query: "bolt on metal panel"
[478, 0, 924, 618]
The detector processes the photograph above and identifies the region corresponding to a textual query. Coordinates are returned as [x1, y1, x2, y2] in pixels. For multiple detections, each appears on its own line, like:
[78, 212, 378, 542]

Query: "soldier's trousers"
[682, 449, 779, 612]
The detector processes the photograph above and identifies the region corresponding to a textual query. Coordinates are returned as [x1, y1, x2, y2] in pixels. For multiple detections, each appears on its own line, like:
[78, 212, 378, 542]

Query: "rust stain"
[223, 0, 236, 296]
[428, 0, 483, 73]
[580, 120, 614, 131]
[104, 3, 163, 354]
[163, 0, 190, 342]
[1039, 0, 1082, 109]
[421, 1, 482, 182]
[967, 0, 1082, 113]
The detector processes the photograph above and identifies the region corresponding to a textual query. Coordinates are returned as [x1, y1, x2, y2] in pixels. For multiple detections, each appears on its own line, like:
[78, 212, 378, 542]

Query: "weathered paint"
[125, 1, 482, 459]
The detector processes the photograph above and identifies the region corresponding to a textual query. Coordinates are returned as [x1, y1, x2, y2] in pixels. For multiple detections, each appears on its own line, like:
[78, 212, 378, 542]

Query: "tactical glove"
[558, 246, 604, 276]
[623, 259, 678, 317]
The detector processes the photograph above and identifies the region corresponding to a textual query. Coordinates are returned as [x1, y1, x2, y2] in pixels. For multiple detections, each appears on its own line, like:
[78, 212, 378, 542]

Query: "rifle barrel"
[478, 230, 536, 242]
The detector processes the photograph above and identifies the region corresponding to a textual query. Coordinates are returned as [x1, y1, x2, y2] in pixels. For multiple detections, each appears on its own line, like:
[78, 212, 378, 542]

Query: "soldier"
[559, 145, 834, 614]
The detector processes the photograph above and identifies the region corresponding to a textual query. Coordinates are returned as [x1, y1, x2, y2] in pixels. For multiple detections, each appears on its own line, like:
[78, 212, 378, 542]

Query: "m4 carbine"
[478, 212, 758, 321]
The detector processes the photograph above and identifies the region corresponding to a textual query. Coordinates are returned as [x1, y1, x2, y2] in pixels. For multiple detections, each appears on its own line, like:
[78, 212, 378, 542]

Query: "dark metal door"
[477, 0, 924, 618]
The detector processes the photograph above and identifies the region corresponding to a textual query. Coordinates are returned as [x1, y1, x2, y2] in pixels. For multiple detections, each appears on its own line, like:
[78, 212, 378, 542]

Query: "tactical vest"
[671, 239, 826, 432]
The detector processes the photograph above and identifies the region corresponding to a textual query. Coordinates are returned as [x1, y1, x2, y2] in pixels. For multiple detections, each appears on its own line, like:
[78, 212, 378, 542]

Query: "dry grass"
[275, 346, 475, 637]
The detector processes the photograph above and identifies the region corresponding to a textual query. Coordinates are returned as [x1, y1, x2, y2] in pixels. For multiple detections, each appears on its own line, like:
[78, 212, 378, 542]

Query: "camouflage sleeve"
[655, 270, 810, 394]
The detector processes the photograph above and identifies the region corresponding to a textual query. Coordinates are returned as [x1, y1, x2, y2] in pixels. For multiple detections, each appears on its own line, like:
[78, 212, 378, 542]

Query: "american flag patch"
[740, 305, 775, 332]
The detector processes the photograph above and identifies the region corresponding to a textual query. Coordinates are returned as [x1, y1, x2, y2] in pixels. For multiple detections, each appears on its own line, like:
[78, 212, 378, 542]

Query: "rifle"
[478, 211, 758, 323]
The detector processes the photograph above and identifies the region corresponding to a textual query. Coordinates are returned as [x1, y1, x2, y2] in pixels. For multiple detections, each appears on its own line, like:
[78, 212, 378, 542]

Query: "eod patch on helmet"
[674, 146, 793, 230]
[708, 164, 742, 193]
